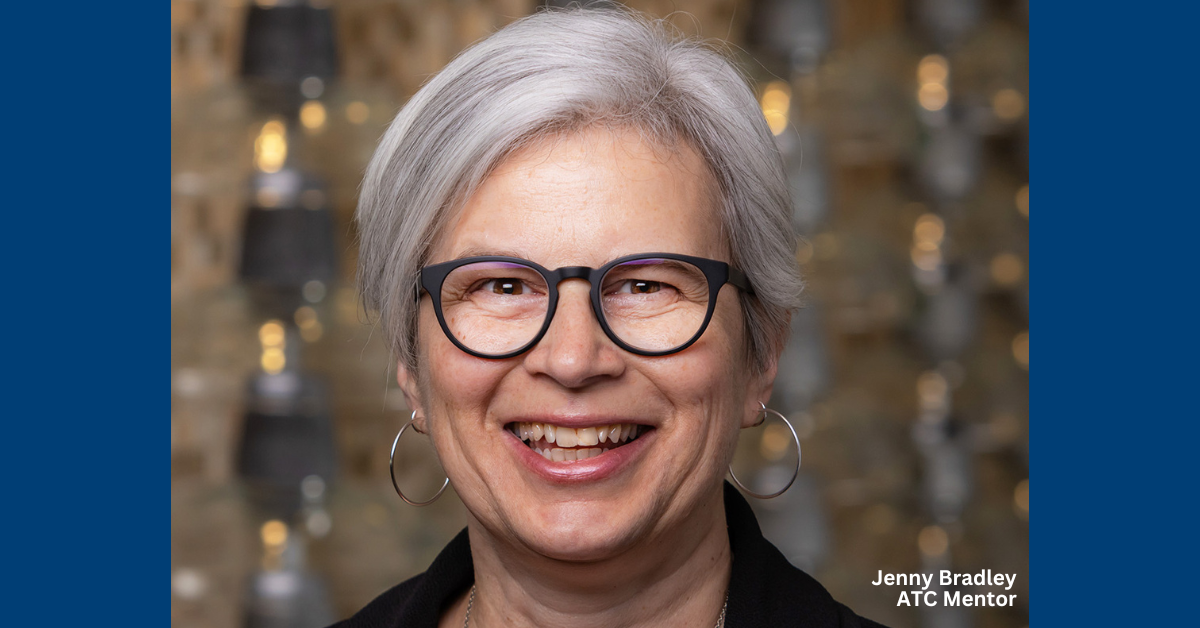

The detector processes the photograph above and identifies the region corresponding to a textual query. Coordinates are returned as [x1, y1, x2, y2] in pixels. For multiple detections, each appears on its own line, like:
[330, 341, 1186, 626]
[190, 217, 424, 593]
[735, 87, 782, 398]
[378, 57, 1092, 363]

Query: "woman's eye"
[484, 279, 524, 295]
[622, 280, 661, 294]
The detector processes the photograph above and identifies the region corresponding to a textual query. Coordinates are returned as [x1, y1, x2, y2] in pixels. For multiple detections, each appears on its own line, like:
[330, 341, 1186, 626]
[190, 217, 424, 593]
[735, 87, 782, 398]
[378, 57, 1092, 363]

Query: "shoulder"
[327, 573, 425, 628]
[723, 482, 891, 627]
[328, 527, 475, 628]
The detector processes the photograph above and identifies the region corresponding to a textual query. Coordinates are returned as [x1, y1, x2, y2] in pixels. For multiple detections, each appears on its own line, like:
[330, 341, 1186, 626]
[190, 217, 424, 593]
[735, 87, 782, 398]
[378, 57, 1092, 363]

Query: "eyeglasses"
[418, 253, 755, 359]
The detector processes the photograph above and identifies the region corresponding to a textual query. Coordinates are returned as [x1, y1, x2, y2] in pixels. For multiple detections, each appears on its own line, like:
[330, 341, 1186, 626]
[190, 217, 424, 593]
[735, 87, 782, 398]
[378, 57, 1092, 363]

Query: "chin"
[513, 499, 648, 562]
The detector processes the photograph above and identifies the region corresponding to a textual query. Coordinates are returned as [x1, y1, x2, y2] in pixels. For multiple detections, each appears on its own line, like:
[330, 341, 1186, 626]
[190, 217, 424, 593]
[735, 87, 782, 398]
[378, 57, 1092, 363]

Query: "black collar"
[332, 482, 885, 627]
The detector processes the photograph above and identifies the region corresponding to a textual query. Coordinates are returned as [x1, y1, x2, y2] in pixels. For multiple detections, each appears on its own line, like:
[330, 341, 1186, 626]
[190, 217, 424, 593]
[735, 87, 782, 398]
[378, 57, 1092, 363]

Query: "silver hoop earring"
[728, 402, 801, 499]
[389, 411, 450, 506]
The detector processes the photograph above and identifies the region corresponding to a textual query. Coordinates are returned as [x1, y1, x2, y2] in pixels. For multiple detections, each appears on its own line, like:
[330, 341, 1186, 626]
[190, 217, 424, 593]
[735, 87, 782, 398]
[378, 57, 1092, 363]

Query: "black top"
[332, 482, 888, 627]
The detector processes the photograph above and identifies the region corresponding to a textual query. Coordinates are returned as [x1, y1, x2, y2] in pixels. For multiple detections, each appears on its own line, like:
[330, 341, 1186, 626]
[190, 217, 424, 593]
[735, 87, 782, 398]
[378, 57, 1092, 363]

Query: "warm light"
[294, 306, 317, 328]
[261, 520, 287, 548]
[911, 246, 942, 271]
[796, 240, 815, 264]
[254, 120, 288, 173]
[914, 213, 945, 244]
[1012, 331, 1029, 369]
[300, 100, 327, 130]
[917, 371, 949, 407]
[255, 188, 281, 208]
[918, 83, 949, 111]
[993, 88, 1025, 120]
[918, 525, 949, 556]
[1014, 479, 1029, 519]
[760, 81, 791, 136]
[258, 321, 285, 348]
[1016, 185, 1029, 217]
[261, 348, 286, 374]
[990, 253, 1024, 286]
[760, 423, 792, 461]
[300, 322, 324, 343]
[346, 101, 370, 124]
[917, 54, 949, 85]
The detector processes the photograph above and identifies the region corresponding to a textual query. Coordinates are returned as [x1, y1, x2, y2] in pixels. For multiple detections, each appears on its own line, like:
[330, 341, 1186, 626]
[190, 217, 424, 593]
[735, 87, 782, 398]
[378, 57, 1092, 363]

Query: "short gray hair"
[357, 7, 803, 373]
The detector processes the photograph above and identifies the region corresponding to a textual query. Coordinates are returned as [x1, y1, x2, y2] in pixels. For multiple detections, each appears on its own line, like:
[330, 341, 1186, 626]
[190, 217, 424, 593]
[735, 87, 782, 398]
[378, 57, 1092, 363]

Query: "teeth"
[541, 448, 552, 460]
[551, 448, 565, 462]
[555, 427, 578, 448]
[572, 448, 601, 460]
[515, 422, 646, 448]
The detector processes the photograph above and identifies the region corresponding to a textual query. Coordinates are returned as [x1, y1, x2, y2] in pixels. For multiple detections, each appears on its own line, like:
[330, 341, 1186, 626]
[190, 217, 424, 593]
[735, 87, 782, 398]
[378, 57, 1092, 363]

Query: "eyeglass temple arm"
[728, 267, 755, 295]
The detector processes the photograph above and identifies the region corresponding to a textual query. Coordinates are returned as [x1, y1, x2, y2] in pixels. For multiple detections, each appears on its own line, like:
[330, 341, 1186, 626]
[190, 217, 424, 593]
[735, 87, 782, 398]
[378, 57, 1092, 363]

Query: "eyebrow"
[449, 247, 535, 261]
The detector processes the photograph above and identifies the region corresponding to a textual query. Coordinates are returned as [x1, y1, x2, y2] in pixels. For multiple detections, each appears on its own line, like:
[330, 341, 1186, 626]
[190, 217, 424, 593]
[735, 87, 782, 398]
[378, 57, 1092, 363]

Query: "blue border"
[5, 3, 164, 624]
[1036, 1, 1198, 624]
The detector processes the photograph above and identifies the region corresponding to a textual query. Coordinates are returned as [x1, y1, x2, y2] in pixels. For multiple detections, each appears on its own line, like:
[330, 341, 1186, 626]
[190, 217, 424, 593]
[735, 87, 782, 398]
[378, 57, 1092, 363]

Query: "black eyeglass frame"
[418, 252, 755, 359]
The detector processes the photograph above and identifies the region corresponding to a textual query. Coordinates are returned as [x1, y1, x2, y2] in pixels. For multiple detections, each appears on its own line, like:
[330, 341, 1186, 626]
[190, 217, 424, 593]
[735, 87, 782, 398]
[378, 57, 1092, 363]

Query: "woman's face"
[401, 127, 776, 561]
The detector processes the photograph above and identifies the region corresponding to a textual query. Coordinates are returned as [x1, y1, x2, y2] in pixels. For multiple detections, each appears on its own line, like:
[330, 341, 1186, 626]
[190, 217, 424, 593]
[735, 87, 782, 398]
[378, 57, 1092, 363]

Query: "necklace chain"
[463, 585, 728, 628]
[462, 584, 475, 628]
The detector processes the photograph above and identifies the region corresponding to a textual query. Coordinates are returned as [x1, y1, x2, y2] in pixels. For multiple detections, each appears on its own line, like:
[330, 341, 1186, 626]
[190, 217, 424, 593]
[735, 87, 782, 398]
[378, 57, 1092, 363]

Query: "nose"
[523, 279, 625, 388]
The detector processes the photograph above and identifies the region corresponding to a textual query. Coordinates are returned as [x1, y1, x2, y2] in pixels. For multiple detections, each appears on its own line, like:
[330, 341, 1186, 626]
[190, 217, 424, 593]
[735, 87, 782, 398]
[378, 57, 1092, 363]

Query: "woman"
[340, 8, 886, 628]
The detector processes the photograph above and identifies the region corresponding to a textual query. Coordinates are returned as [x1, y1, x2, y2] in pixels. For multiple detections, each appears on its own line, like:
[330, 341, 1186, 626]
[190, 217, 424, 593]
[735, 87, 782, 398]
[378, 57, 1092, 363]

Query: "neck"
[448, 485, 731, 628]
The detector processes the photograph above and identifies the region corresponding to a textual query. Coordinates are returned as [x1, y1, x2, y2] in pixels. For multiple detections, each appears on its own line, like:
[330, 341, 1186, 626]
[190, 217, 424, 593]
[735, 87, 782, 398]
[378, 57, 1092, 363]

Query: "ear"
[742, 319, 788, 429]
[743, 355, 779, 428]
[396, 361, 428, 432]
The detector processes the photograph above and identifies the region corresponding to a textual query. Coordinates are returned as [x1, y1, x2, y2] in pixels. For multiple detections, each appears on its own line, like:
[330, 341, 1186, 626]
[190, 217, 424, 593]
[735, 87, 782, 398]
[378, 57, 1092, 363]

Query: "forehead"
[429, 126, 727, 268]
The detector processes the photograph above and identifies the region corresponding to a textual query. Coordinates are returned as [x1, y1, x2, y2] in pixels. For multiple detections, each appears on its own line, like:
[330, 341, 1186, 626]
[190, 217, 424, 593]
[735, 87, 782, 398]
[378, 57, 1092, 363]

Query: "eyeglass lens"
[438, 258, 712, 356]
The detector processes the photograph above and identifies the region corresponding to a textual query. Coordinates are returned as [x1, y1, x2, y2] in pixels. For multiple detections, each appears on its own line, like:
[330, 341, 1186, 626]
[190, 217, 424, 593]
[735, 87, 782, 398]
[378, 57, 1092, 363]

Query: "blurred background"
[170, 1, 1028, 627]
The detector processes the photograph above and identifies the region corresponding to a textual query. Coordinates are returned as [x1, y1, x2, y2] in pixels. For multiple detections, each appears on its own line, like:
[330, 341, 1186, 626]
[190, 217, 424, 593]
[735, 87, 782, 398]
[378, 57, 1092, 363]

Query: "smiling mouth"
[507, 422, 649, 462]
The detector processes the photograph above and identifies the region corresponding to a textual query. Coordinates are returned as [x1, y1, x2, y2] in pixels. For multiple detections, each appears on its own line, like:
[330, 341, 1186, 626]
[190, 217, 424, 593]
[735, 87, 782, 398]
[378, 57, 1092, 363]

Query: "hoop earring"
[728, 402, 801, 499]
[389, 411, 450, 506]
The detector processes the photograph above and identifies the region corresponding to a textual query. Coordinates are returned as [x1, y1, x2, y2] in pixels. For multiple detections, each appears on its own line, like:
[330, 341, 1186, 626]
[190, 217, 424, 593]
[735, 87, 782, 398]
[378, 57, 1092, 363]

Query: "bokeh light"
[990, 253, 1024, 286]
[345, 101, 370, 124]
[993, 88, 1026, 121]
[253, 120, 287, 173]
[1016, 184, 1030, 217]
[300, 100, 327, 130]
[1014, 479, 1029, 520]
[918, 83, 949, 111]
[760, 80, 791, 136]
[1013, 331, 1030, 369]
[918, 525, 950, 556]
[917, 54, 949, 85]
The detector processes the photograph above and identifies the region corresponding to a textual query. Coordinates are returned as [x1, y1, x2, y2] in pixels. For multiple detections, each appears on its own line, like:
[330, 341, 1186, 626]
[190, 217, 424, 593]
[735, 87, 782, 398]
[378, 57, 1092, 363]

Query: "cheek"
[416, 308, 505, 417]
[696, 290, 751, 379]
[653, 291, 752, 419]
